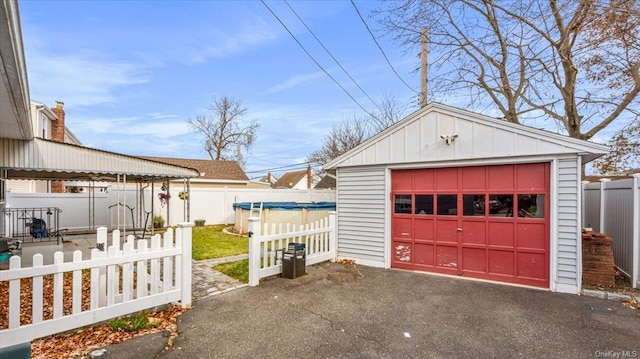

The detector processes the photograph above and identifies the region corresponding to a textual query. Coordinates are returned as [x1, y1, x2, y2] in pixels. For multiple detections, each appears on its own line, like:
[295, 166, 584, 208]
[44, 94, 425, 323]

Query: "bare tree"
[186, 96, 260, 165]
[308, 93, 408, 166]
[307, 117, 368, 166]
[593, 120, 640, 174]
[369, 92, 407, 132]
[376, 0, 640, 141]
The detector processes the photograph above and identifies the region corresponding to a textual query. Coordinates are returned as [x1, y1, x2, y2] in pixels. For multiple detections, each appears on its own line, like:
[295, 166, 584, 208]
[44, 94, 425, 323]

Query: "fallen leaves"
[335, 259, 356, 266]
[1, 272, 188, 358]
[30, 306, 187, 359]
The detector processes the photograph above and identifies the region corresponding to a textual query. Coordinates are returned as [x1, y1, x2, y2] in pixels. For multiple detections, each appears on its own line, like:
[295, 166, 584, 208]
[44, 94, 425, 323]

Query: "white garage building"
[324, 103, 608, 294]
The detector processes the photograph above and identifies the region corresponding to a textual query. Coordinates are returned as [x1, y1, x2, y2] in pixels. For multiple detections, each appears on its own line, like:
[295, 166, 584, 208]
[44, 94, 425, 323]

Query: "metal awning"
[1, 138, 199, 181]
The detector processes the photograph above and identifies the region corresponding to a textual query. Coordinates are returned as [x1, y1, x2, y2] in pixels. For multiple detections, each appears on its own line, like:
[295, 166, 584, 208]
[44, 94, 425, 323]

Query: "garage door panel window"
[517, 194, 545, 218]
[488, 194, 513, 217]
[463, 194, 485, 216]
[415, 194, 434, 215]
[394, 194, 412, 214]
[437, 194, 457, 215]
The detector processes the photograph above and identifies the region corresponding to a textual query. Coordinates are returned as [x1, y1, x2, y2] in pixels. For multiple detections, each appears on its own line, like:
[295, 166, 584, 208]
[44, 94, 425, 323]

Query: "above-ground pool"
[232, 202, 336, 234]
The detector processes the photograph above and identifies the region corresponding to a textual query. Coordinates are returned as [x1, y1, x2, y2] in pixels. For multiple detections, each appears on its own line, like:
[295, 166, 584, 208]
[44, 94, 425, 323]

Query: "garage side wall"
[336, 166, 386, 266]
[556, 156, 581, 293]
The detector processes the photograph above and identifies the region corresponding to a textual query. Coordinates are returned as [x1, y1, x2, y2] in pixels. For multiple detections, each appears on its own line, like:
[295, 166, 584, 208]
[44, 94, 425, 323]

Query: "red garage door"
[391, 163, 550, 288]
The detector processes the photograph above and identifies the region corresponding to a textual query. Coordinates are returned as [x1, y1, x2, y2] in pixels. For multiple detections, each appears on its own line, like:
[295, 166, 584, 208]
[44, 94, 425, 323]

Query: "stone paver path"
[191, 254, 249, 300]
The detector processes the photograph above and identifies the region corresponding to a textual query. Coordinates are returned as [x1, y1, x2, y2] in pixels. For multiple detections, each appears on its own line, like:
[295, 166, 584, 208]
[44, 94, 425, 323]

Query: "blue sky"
[19, 0, 421, 178]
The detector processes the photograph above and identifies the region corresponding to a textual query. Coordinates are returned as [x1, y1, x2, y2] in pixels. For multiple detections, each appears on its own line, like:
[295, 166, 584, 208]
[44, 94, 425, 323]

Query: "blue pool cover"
[233, 202, 336, 211]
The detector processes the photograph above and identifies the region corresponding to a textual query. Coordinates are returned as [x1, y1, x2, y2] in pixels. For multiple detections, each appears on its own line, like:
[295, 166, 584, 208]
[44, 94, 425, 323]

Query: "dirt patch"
[583, 274, 640, 299]
[222, 226, 246, 237]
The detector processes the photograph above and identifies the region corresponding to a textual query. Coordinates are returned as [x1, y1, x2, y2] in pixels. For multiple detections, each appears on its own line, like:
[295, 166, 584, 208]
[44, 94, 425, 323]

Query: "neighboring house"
[6, 100, 82, 193]
[141, 156, 270, 189]
[257, 172, 278, 187]
[275, 166, 320, 189]
[314, 173, 336, 190]
[324, 102, 609, 295]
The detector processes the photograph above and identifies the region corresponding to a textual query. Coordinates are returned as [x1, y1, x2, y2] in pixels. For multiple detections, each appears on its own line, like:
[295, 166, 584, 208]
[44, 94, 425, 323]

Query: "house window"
[42, 114, 47, 138]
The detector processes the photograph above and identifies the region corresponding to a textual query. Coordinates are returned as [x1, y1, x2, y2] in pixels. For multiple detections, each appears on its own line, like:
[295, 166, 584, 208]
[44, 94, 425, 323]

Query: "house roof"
[1, 138, 200, 181]
[0, 0, 31, 140]
[315, 174, 336, 189]
[324, 102, 610, 170]
[140, 156, 249, 181]
[275, 169, 307, 188]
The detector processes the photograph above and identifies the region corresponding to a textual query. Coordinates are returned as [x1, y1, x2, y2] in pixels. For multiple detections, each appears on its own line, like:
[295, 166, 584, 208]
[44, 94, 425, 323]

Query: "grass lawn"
[191, 225, 248, 260]
[213, 259, 249, 283]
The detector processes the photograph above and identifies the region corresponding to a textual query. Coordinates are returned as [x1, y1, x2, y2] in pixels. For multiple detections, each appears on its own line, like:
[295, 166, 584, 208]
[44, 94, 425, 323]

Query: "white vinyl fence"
[248, 212, 336, 286]
[3, 188, 150, 233]
[0, 224, 193, 349]
[3, 187, 335, 233]
[582, 174, 640, 288]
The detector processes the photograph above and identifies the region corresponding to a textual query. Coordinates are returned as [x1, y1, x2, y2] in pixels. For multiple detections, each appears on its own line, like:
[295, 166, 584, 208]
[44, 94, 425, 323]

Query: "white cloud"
[147, 113, 179, 119]
[26, 43, 148, 108]
[267, 71, 325, 93]
[176, 18, 278, 65]
[70, 116, 191, 139]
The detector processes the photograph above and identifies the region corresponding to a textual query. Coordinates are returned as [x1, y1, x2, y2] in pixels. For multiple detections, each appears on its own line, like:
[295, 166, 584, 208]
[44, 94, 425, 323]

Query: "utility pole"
[420, 27, 428, 108]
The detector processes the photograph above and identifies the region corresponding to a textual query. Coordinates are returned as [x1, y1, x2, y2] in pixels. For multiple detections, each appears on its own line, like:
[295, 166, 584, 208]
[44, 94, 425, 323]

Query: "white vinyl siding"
[556, 156, 580, 287]
[6, 179, 32, 193]
[336, 166, 386, 265]
[326, 104, 608, 170]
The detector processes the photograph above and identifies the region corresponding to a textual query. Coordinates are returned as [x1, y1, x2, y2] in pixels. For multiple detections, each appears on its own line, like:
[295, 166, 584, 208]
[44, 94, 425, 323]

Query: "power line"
[260, 0, 379, 119]
[245, 160, 320, 174]
[284, 0, 381, 112]
[350, 0, 418, 94]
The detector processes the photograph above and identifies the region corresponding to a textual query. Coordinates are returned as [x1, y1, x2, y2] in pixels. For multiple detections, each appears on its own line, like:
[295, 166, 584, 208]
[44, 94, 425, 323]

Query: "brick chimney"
[50, 101, 65, 142]
[307, 165, 312, 189]
[50, 101, 66, 193]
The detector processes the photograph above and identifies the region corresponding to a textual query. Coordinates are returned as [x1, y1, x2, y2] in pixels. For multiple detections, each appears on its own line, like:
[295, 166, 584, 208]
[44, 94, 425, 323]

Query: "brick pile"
[582, 231, 616, 287]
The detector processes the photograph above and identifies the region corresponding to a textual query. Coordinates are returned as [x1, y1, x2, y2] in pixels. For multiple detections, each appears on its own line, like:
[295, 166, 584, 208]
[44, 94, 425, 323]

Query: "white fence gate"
[0, 223, 193, 349]
[248, 212, 336, 286]
[582, 174, 640, 289]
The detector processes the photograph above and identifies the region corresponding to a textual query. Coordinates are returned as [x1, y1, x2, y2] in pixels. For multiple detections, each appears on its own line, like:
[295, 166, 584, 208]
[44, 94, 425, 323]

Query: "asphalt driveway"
[158, 262, 639, 358]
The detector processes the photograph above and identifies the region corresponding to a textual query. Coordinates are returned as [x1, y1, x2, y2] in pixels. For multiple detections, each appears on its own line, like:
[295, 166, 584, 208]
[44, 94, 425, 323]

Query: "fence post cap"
[631, 173, 640, 178]
[177, 222, 194, 228]
[599, 178, 612, 182]
[248, 217, 261, 223]
[581, 181, 590, 184]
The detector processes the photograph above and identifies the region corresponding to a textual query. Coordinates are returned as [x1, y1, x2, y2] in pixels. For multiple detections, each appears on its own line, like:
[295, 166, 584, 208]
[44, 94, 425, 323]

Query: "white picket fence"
[0, 223, 193, 349]
[248, 212, 336, 286]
